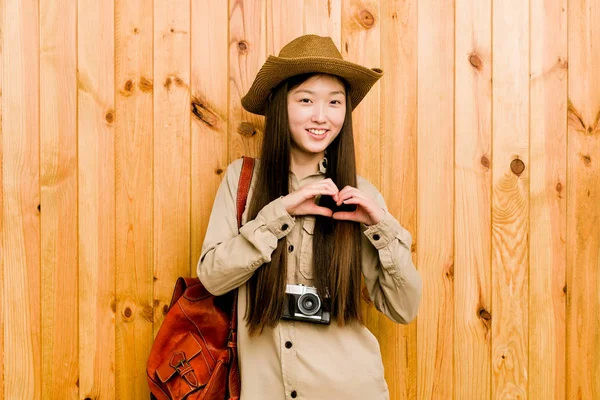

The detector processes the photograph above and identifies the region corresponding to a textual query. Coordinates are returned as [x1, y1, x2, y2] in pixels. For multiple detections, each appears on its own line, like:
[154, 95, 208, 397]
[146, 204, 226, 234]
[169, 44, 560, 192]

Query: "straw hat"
[241, 34, 383, 115]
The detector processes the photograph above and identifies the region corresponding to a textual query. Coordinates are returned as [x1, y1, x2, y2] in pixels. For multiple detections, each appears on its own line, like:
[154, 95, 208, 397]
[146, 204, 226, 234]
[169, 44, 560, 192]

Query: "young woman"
[198, 35, 422, 400]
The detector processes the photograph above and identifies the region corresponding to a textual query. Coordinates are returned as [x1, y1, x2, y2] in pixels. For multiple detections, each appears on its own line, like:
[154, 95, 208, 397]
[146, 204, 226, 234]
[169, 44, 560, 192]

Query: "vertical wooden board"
[40, 0, 78, 397]
[416, 0, 454, 398]
[303, 0, 342, 48]
[491, 0, 529, 397]
[341, 0, 381, 369]
[0, 0, 4, 396]
[2, 0, 41, 398]
[190, 1, 228, 276]
[380, 1, 418, 398]
[566, 0, 600, 398]
[530, 0, 567, 398]
[115, 0, 153, 397]
[77, 0, 115, 397]
[267, 0, 303, 55]
[454, 0, 492, 398]
[153, 0, 191, 334]
[229, 0, 266, 161]
[341, 0, 380, 185]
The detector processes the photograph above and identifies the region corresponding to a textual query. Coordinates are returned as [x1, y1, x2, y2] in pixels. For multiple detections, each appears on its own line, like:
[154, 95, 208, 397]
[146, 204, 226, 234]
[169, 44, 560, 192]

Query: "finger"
[299, 204, 333, 217]
[336, 186, 361, 204]
[332, 211, 361, 222]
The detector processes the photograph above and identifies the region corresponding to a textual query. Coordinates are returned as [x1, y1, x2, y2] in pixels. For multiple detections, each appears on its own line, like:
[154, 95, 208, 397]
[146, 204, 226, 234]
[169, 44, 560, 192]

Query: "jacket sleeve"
[197, 159, 295, 295]
[361, 191, 422, 324]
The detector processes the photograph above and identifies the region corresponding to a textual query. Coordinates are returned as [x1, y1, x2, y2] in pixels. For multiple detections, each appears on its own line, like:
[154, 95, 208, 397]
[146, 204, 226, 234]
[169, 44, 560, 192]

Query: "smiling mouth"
[307, 128, 328, 136]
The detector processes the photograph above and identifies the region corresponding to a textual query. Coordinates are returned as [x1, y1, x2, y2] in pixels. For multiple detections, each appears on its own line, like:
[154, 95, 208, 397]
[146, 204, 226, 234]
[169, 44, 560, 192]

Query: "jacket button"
[281, 224, 289, 231]
[373, 234, 380, 241]
[291, 390, 297, 398]
[285, 341, 293, 349]
[288, 244, 294, 253]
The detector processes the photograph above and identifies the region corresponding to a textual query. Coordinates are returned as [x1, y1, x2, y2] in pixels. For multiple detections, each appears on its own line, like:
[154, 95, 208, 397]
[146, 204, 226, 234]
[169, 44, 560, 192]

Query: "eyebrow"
[293, 89, 345, 96]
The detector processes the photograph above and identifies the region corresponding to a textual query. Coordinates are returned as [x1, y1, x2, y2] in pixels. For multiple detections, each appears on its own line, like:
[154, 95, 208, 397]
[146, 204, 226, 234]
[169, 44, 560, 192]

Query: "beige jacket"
[198, 158, 422, 400]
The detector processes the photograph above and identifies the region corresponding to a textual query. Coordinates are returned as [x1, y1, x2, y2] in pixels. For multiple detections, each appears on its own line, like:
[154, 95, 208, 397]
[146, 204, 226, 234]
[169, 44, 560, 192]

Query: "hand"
[331, 186, 385, 225]
[281, 178, 339, 217]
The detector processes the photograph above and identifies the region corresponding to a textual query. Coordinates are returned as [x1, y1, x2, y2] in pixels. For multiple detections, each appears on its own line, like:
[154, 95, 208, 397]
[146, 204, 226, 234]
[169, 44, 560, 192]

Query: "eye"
[299, 98, 312, 103]
[330, 100, 342, 105]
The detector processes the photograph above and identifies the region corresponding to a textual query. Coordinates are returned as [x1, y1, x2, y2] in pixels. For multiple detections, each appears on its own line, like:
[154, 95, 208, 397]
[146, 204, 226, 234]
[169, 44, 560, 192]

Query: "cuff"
[257, 197, 295, 239]
[363, 211, 412, 250]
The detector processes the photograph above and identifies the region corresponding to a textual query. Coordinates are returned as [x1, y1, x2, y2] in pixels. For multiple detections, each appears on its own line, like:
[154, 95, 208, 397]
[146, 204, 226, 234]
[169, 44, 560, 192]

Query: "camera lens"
[297, 293, 321, 316]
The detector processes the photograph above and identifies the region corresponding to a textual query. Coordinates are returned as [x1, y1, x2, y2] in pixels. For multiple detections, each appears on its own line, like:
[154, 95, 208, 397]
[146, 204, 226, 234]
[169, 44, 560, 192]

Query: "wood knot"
[581, 154, 591, 166]
[469, 54, 483, 70]
[358, 9, 375, 28]
[557, 57, 568, 69]
[563, 285, 567, 294]
[556, 182, 563, 193]
[162, 304, 169, 315]
[123, 307, 132, 318]
[139, 76, 153, 93]
[411, 243, 416, 253]
[141, 306, 154, 322]
[510, 158, 525, 176]
[37, 204, 41, 212]
[110, 298, 117, 313]
[478, 308, 491, 321]
[238, 41, 248, 53]
[164, 77, 172, 90]
[105, 111, 114, 124]
[133, 27, 139, 34]
[445, 263, 454, 280]
[120, 80, 134, 97]
[191, 98, 218, 127]
[170, 28, 174, 33]
[238, 122, 258, 137]
[481, 155, 490, 169]
[215, 168, 224, 175]
[174, 76, 184, 86]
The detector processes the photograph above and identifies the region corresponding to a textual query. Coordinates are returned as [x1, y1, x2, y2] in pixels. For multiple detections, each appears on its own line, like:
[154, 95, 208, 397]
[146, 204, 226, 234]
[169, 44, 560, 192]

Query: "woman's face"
[287, 74, 346, 159]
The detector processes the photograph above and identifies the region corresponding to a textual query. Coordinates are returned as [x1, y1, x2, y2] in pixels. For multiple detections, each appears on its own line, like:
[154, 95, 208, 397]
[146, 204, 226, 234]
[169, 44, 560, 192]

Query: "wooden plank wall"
[1, 0, 599, 399]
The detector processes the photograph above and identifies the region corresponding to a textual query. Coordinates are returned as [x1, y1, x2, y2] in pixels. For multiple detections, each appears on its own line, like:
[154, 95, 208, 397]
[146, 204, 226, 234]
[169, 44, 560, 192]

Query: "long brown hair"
[245, 74, 363, 336]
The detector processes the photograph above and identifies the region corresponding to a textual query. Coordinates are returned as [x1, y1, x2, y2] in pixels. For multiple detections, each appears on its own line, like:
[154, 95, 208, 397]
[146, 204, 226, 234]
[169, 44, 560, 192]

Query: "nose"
[311, 104, 327, 123]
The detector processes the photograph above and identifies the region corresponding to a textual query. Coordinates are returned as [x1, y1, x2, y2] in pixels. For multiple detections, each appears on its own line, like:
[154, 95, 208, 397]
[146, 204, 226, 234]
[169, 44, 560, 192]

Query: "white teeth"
[308, 129, 327, 135]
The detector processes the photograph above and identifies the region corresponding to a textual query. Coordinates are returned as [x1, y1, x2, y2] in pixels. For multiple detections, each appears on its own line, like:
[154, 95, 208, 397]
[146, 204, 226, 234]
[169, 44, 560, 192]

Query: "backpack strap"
[228, 156, 254, 399]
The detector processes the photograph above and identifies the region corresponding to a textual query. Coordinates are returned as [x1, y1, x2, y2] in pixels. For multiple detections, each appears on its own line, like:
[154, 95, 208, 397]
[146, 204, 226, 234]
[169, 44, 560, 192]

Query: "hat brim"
[241, 55, 383, 115]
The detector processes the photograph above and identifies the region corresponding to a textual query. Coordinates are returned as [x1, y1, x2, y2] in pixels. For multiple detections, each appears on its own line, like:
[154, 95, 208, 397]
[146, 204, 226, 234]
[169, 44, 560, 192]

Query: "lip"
[305, 128, 329, 140]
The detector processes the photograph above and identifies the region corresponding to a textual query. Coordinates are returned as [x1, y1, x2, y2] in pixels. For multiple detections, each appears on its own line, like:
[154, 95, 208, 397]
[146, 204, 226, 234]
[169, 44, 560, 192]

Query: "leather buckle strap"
[170, 352, 199, 388]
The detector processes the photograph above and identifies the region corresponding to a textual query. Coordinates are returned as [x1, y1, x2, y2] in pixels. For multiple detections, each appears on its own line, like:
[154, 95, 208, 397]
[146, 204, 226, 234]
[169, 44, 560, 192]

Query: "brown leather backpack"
[147, 157, 255, 400]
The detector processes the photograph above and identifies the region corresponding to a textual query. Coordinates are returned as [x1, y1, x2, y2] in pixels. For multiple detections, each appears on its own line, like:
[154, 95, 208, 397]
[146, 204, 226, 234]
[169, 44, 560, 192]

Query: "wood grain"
[267, 0, 303, 55]
[115, 0, 154, 397]
[530, 0, 567, 398]
[2, 0, 41, 398]
[566, 0, 600, 398]
[380, 1, 418, 398]
[0, 0, 4, 396]
[491, 0, 529, 397]
[454, 0, 493, 398]
[191, 0, 228, 277]
[416, 0, 455, 398]
[341, 0, 380, 186]
[77, 0, 115, 397]
[153, 0, 191, 333]
[40, 0, 78, 397]
[304, 0, 342, 48]
[229, 0, 266, 160]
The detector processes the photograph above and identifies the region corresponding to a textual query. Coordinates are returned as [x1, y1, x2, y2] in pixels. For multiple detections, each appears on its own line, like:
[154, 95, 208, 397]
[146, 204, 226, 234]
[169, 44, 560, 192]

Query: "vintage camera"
[282, 284, 330, 325]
